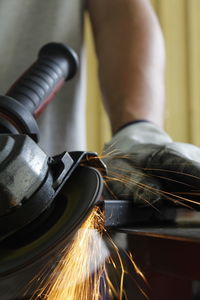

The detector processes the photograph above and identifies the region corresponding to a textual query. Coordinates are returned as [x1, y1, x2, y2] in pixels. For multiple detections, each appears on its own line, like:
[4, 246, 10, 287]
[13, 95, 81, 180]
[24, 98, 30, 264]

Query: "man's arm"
[87, 0, 165, 134]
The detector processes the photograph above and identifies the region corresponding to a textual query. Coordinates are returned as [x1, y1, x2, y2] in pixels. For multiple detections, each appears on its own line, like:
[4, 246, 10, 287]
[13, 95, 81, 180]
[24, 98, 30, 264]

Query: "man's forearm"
[87, 0, 165, 133]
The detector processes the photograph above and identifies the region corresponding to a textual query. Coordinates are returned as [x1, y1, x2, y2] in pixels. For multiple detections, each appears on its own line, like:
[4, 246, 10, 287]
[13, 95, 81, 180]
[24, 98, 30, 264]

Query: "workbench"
[113, 226, 200, 300]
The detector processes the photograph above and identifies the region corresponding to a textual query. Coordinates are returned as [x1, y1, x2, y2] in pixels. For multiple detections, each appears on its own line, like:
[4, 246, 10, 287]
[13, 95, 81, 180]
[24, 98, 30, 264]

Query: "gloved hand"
[102, 122, 200, 210]
[102, 151, 163, 207]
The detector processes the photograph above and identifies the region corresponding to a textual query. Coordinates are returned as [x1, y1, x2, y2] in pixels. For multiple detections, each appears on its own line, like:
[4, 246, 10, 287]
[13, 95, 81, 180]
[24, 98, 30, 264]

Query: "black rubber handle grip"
[6, 42, 78, 117]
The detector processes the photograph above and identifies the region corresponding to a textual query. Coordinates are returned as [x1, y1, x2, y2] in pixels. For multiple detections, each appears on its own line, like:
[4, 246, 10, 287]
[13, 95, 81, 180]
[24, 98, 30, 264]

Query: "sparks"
[28, 206, 148, 300]
[32, 207, 108, 300]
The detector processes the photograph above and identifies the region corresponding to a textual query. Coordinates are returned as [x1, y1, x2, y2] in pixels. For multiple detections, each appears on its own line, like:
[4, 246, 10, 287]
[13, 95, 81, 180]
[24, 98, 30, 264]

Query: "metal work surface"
[117, 226, 200, 243]
[111, 226, 200, 299]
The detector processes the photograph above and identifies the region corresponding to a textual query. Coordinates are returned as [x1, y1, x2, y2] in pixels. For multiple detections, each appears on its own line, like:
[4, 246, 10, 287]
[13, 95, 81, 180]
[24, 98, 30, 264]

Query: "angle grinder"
[0, 43, 105, 299]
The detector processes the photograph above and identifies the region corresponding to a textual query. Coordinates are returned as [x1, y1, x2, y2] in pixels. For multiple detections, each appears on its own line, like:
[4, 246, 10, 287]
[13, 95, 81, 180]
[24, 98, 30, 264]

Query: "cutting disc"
[0, 165, 103, 299]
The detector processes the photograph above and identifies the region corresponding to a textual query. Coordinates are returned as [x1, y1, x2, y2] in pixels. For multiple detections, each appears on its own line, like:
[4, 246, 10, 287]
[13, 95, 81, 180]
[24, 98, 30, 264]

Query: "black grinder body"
[0, 43, 104, 299]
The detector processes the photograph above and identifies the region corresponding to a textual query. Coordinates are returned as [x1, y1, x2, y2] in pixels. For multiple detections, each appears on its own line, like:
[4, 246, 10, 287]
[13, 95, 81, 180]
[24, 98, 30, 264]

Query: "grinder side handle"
[6, 42, 78, 117]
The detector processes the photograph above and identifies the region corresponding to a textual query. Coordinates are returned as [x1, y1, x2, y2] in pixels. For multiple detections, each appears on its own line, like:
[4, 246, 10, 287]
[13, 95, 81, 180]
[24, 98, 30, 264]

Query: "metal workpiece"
[0, 134, 48, 215]
[104, 200, 200, 228]
[103, 200, 176, 228]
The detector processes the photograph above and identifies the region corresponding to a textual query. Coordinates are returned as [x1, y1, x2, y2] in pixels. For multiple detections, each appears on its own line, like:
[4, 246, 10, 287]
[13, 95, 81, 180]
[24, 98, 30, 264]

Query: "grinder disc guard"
[0, 161, 103, 299]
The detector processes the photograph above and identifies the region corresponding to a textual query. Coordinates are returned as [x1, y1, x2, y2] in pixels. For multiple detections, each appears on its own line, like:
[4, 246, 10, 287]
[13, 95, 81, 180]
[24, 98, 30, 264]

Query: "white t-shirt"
[0, 0, 86, 155]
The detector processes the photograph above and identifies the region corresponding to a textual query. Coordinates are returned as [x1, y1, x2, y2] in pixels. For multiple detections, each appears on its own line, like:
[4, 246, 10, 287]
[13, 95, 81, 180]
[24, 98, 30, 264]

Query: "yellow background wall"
[85, 15, 111, 153]
[85, 0, 200, 153]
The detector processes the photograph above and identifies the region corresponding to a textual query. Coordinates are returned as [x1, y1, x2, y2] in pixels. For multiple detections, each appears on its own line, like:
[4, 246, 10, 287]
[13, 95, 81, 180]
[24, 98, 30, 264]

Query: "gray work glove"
[103, 130, 200, 209]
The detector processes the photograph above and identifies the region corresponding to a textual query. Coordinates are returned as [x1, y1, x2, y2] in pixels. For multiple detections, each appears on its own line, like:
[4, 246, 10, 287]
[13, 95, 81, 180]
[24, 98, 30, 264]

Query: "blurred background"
[85, 0, 200, 154]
